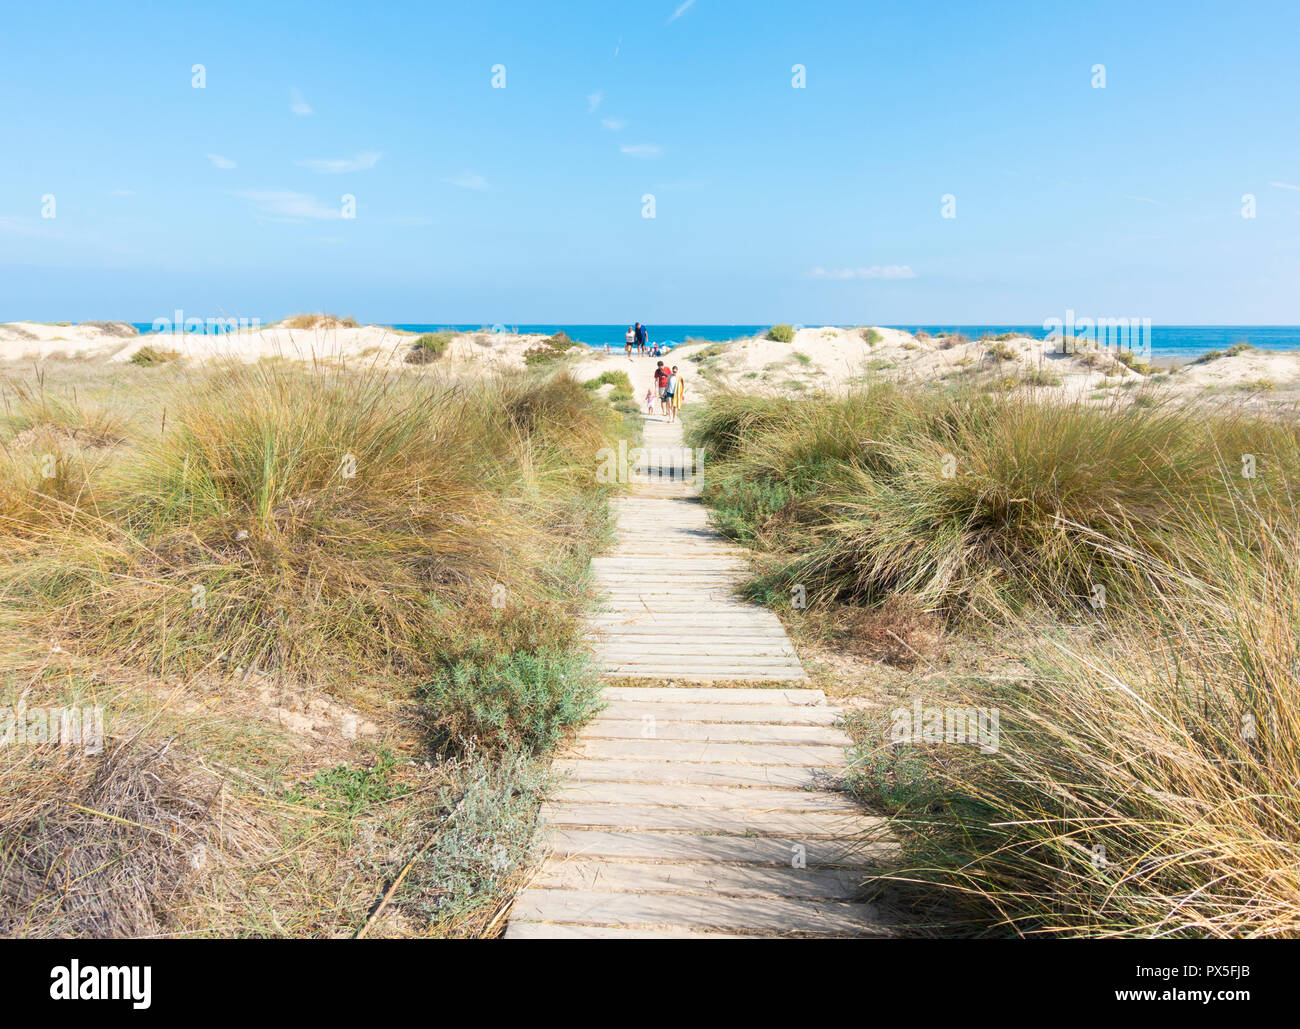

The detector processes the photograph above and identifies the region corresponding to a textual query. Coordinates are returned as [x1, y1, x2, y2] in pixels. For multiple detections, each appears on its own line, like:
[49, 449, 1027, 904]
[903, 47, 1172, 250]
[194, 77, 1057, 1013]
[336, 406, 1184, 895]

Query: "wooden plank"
[575, 739, 845, 765]
[552, 758, 840, 788]
[543, 828, 889, 867]
[531, 859, 865, 900]
[598, 701, 839, 724]
[600, 671, 808, 683]
[583, 719, 851, 746]
[587, 632, 793, 643]
[541, 802, 873, 837]
[553, 780, 860, 812]
[601, 687, 825, 703]
[597, 648, 800, 662]
[604, 664, 805, 678]
[504, 921, 756, 940]
[509, 888, 890, 936]
[603, 654, 804, 668]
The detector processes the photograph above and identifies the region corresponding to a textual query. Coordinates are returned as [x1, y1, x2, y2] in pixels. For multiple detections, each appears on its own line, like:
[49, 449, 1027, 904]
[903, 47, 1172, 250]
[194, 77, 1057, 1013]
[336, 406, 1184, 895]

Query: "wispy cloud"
[808, 265, 916, 280]
[0, 215, 45, 236]
[206, 153, 237, 170]
[621, 143, 663, 158]
[668, 0, 696, 22]
[290, 87, 314, 116]
[1270, 180, 1300, 192]
[1123, 194, 1166, 206]
[614, 36, 622, 57]
[443, 171, 489, 191]
[586, 90, 603, 113]
[296, 151, 382, 174]
[601, 117, 627, 131]
[234, 190, 343, 221]
[108, 188, 136, 197]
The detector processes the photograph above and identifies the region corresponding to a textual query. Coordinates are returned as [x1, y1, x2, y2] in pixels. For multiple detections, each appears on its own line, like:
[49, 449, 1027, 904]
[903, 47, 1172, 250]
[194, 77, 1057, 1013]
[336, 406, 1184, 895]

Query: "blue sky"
[2, 0, 1298, 324]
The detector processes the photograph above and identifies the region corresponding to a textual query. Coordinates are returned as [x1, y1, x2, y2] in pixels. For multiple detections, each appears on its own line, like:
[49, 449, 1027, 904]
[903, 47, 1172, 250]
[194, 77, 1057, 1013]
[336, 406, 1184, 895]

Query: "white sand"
[0, 320, 550, 368]
[3, 320, 1297, 406]
[664, 325, 1300, 406]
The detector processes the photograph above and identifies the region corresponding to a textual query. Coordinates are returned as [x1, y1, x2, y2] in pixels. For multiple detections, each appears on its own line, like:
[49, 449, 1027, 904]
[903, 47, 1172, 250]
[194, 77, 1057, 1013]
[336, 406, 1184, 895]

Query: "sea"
[128, 323, 1300, 361]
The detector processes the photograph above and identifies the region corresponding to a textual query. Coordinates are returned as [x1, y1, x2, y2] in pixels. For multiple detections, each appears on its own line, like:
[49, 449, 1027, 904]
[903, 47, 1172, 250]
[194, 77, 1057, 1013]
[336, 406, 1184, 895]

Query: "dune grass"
[0, 358, 619, 937]
[405, 331, 454, 363]
[688, 383, 1300, 937]
[583, 369, 633, 392]
[281, 313, 360, 330]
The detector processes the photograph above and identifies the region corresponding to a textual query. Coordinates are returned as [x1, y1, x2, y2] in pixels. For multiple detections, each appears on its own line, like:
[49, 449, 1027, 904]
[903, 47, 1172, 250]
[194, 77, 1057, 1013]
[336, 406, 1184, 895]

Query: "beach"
[7, 318, 1299, 409]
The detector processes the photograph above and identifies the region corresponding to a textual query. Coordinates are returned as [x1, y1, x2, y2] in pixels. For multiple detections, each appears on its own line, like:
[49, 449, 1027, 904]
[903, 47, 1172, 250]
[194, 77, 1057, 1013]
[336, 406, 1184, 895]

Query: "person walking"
[624, 325, 635, 358]
[635, 322, 647, 355]
[653, 360, 671, 417]
[669, 365, 684, 421]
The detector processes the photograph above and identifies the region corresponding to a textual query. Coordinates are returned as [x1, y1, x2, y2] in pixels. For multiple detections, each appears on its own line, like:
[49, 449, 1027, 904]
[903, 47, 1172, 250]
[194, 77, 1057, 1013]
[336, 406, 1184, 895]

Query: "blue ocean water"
[129, 322, 1300, 359]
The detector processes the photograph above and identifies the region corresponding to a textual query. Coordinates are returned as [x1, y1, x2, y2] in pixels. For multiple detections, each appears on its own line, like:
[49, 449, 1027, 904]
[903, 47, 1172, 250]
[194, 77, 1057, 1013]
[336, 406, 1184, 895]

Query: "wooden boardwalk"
[506, 411, 888, 939]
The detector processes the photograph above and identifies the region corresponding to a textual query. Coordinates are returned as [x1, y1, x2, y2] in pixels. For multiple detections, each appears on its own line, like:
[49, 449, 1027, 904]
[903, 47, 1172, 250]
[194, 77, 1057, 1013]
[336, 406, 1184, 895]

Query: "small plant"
[1194, 342, 1254, 365]
[406, 332, 454, 364]
[1019, 368, 1063, 387]
[792, 352, 812, 366]
[861, 328, 883, 347]
[284, 750, 409, 816]
[129, 345, 179, 366]
[421, 650, 603, 753]
[766, 324, 796, 343]
[283, 313, 360, 329]
[1113, 350, 1151, 375]
[583, 370, 633, 392]
[987, 341, 1016, 362]
[524, 331, 584, 366]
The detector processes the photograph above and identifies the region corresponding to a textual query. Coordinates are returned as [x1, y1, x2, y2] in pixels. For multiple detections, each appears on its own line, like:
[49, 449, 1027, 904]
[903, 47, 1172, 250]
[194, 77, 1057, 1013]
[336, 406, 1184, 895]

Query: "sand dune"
[4, 320, 1298, 406]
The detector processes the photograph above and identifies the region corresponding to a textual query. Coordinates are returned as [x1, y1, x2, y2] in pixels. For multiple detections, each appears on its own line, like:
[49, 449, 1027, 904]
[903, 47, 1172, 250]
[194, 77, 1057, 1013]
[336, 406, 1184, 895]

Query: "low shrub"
[420, 649, 603, 753]
[129, 345, 179, 366]
[406, 332, 454, 364]
[583, 370, 633, 392]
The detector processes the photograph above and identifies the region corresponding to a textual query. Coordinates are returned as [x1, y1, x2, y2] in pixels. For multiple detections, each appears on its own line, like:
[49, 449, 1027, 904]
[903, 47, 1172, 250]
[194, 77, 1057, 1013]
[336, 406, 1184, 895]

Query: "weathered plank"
[504, 922, 756, 939]
[598, 700, 840, 724]
[531, 859, 865, 900]
[601, 686, 825, 704]
[583, 718, 852, 746]
[552, 757, 845, 788]
[575, 739, 846, 765]
[541, 802, 875, 837]
[543, 827, 891, 867]
[509, 888, 890, 936]
[552, 780, 861, 811]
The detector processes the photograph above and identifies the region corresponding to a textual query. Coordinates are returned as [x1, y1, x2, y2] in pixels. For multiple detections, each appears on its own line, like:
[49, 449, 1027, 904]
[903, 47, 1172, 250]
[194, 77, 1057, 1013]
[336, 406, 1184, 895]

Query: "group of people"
[647, 360, 683, 422]
[622, 322, 669, 357]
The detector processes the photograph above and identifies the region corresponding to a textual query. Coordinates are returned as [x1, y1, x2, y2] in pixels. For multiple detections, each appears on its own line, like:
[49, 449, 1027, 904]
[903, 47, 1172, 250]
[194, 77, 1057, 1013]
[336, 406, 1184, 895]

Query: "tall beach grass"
[689, 383, 1300, 936]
